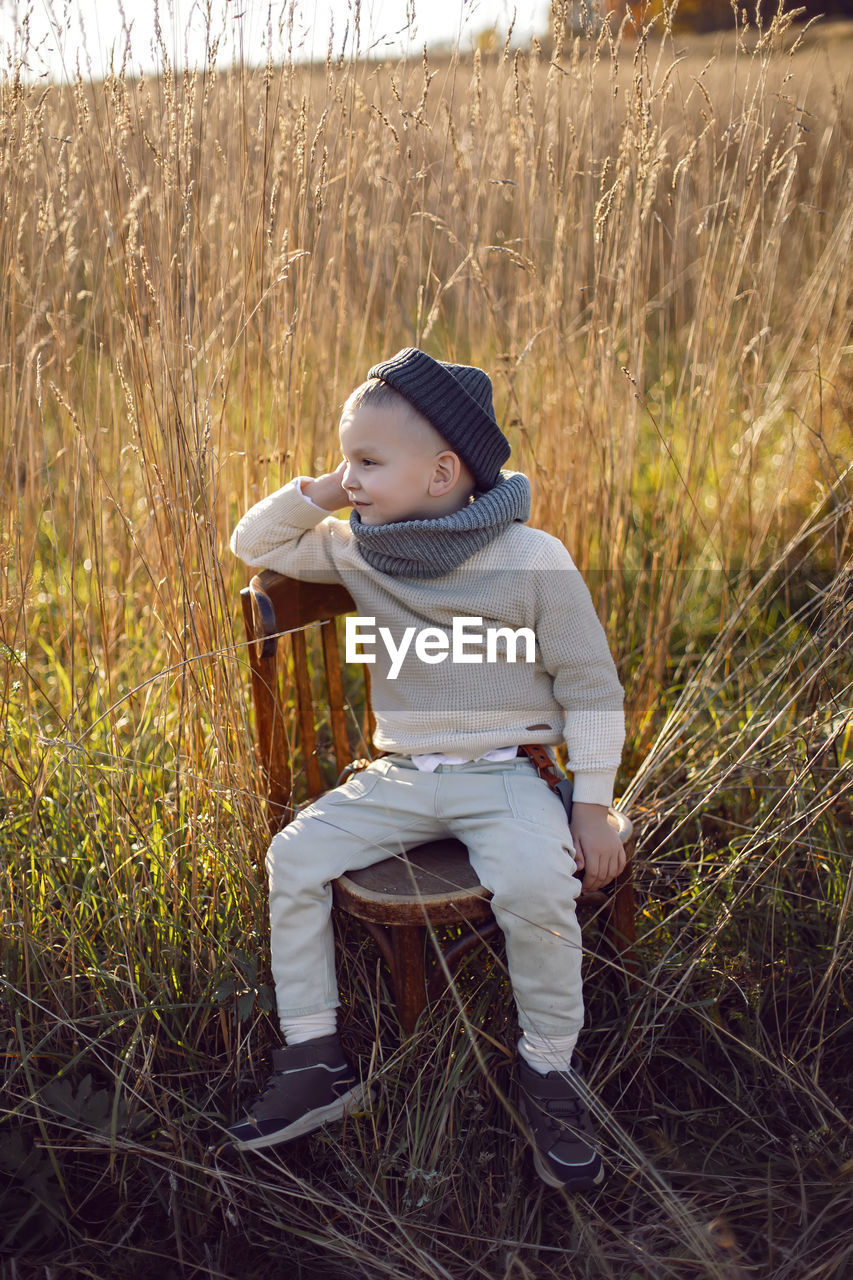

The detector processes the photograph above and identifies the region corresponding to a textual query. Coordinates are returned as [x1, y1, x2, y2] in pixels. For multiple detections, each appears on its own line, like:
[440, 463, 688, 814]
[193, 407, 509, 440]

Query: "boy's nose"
[341, 461, 358, 491]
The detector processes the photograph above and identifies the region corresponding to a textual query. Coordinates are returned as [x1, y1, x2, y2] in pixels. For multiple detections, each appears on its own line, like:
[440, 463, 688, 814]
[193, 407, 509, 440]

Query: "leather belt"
[518, 743, 560, 787]
[518, 744, 574, 820]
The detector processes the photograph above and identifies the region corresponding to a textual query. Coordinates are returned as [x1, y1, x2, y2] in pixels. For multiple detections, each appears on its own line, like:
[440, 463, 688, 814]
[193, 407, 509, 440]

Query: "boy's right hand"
[303, 462, 349, 512]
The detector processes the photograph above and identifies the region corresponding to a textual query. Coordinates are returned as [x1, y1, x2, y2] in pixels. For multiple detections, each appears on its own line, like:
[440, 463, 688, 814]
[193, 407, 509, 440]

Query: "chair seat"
[333, 838, 493, 926]
[331, 820, 629, 928]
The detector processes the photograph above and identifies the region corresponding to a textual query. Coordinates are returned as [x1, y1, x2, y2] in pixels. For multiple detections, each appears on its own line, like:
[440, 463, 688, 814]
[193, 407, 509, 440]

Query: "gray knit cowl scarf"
[349, 471, 531, 579]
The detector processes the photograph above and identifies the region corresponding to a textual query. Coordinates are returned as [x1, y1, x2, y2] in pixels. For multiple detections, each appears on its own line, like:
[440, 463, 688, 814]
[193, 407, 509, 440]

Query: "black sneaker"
[227, 1034, 371, 1152]
[517, 1056, 605, 1191]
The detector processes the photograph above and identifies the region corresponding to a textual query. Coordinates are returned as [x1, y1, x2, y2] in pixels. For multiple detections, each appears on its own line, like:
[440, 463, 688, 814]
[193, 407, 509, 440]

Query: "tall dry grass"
[0, 3, 851, 1276]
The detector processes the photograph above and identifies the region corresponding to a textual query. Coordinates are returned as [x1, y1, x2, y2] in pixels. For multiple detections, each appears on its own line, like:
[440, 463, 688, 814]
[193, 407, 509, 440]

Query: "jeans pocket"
[502, 770, 571, 833]
[322, 765, 384, 803]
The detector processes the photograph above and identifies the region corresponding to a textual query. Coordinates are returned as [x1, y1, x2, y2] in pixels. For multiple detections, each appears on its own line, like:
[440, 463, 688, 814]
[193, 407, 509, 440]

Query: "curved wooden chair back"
[240, 570, 366, 828]
[240, 569, 635, 1033]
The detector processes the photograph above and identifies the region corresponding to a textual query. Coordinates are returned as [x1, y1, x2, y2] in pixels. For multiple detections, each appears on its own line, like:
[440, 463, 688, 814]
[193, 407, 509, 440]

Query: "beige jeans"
[265, 753, 584, 1038]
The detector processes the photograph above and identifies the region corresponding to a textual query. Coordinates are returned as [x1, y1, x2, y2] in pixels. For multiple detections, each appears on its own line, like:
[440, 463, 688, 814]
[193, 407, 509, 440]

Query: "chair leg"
[387, 924, 429, 1035]
[426, 920, 502, 1002]
[608, 868, 639, 987]
[356, 918, 501, 1033]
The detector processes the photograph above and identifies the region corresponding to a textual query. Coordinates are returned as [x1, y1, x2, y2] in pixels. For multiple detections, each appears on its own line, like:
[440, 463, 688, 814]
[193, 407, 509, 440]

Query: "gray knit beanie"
[367, 348, 511, 491]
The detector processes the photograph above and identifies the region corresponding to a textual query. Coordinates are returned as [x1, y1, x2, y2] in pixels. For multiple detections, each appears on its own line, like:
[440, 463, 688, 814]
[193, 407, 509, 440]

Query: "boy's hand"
[570, 802, 626, 894]
[303, 462, 349, 511]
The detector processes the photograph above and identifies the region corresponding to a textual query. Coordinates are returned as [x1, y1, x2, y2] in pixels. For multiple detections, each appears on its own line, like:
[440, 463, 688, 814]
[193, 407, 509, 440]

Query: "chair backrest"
[240, 570, 374, 831]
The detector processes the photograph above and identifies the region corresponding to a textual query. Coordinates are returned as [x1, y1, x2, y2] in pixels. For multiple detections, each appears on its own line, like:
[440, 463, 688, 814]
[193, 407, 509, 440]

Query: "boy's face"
[339, 405, 454, 525]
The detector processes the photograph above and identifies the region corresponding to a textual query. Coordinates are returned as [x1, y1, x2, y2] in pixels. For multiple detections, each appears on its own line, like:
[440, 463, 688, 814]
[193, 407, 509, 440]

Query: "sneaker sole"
[228, 1083, 373, 1152]
[531, 1145, 605, 1192]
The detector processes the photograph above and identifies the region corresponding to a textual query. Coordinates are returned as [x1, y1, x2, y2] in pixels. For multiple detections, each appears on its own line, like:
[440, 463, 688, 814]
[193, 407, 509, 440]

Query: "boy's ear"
[429, 450, 463, 495]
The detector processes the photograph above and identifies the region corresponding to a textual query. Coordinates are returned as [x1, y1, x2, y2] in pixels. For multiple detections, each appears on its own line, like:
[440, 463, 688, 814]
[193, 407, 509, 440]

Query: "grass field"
[1, 4, 851, 1277]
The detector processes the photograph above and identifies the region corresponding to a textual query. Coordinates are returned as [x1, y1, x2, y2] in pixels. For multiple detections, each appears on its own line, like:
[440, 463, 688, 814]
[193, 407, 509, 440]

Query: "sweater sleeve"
[532, 538, 625, 806]
[230, 478, 350, 584]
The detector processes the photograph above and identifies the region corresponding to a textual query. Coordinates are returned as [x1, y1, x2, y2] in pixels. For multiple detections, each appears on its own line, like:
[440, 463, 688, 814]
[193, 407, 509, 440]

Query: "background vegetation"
[1, 2, 851, 1276]
[621, 0, 853, 32]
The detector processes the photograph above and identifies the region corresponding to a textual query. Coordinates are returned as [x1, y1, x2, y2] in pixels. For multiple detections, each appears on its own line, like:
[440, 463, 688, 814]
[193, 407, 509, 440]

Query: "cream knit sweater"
[231, 479, 625, 806]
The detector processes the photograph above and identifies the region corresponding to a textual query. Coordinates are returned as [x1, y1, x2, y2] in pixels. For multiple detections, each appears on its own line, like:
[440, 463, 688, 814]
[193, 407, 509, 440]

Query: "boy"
[228, 348, 626, 1190]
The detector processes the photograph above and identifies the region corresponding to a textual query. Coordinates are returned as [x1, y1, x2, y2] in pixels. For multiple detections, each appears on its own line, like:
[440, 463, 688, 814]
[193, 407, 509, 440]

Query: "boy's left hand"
[569, 802, 626, 894]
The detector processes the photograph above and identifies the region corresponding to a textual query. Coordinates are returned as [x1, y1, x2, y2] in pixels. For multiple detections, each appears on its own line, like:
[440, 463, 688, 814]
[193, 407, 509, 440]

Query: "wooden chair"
[240, 569, 636, 1034]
